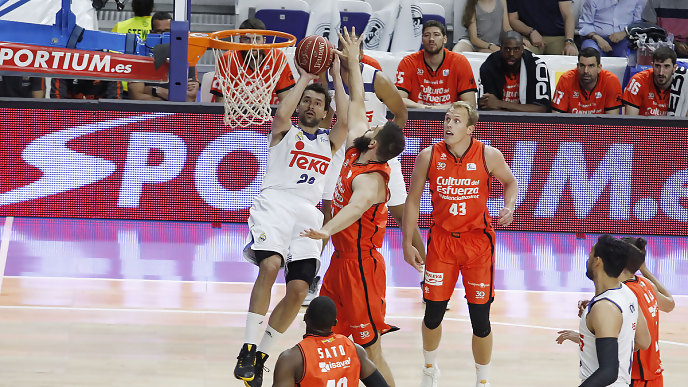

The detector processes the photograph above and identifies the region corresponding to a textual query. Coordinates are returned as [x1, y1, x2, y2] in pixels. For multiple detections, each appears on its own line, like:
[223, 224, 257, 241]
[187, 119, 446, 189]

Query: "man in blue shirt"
[578, 0, 645, 57]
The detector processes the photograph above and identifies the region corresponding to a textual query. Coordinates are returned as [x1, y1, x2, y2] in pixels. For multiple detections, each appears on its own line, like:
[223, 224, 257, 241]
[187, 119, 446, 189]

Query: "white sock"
[244, 312, 265, 344]
[475, 362, 490, 384]
[257, 325, 283, 356]
[423, 349, 438, 368]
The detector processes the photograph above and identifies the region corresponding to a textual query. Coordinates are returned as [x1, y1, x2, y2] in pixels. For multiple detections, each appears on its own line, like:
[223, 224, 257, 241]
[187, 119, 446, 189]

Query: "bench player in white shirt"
[234, 57, 350, 387]
[558, 234, 650, 387]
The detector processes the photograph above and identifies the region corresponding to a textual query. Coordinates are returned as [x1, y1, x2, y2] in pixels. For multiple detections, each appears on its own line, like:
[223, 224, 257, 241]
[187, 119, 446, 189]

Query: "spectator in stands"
[395, 20, 477, 109]
[210, 17, 295, 104]
[552, 47, 622, 114]
[0, 76, 44, 98]
[111, 0, 154, 40]
[453, 0, 513, 53]
[622, 46, 677, 115]
[128, 12, 199, 102]
[643, 0, 688, 58]
[507, 0, 579, 56]
[478, 31, 552, 112]
[50, 79, 122, 99]
[578, 0, 645, 58]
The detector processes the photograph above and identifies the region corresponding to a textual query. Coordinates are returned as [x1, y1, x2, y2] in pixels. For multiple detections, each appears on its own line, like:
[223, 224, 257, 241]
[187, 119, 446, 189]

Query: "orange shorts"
[632, 374, 663, 386]
[423, 226, 495, 304]
[320, 249, 391, 347]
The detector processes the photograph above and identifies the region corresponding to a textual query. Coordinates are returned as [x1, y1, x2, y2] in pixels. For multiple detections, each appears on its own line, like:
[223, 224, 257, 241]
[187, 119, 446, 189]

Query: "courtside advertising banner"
[1, 108, 687, 236]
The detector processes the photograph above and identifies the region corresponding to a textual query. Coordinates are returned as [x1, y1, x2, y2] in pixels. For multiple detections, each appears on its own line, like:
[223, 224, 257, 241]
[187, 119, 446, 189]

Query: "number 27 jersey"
[260, 125, 332, 206]
[428, 140, 493, 233]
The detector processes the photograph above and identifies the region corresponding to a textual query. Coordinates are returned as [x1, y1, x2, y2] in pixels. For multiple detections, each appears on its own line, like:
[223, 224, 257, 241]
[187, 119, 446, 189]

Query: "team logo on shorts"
[437, 162, 446, 170]
[424, 271, 444, 286]
[350, 323, 370, 329]
[258, 233, 267, 242]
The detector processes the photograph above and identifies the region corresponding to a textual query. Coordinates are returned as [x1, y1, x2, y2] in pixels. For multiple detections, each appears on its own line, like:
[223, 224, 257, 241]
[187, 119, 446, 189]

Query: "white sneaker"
[420, 365, 440, 387]
[301, 275, 321, 306]
[476, 382, 490, 387]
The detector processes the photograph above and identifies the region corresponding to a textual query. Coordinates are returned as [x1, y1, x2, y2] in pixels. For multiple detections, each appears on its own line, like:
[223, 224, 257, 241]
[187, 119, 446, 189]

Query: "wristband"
[527, 28, 535, 38]
[152, 86, 159, 98]
[487, 43, 493, 50]
[565, 38, 575, 44]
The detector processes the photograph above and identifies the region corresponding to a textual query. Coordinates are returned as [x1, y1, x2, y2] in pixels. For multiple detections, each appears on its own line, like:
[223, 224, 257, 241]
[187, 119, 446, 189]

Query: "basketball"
[295, 35, 334, 75]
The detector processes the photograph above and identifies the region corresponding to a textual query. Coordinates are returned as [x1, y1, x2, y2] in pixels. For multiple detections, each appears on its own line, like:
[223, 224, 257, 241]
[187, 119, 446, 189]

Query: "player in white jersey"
[559, 235, 650, 387]
[234, 58, 350, 387]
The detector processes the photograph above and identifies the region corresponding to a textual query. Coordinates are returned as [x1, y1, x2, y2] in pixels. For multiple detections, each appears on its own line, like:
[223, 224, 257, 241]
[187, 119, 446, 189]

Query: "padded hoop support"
[66, 25, 84, 49]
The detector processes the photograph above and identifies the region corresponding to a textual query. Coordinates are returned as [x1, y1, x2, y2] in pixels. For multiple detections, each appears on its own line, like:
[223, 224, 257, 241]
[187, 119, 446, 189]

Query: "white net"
[212, 45, 289, 127]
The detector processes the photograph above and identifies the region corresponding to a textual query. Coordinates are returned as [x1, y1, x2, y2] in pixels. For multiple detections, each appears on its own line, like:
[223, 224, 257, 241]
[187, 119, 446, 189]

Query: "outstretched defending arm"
[271, 65, 318, 146]
[340, 28, 370, 149]
[301, 173, 386, 240]
[402, 147, 432, 272]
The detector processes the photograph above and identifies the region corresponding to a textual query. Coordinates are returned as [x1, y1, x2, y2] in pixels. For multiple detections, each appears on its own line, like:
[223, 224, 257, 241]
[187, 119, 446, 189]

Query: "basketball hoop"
[191, 30, 297, 127]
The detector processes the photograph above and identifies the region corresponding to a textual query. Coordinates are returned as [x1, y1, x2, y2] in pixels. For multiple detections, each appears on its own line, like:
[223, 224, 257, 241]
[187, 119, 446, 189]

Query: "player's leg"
[365, 339, 395, 387]
[420, 228, 460, 387]
[461, 230, 496, 387]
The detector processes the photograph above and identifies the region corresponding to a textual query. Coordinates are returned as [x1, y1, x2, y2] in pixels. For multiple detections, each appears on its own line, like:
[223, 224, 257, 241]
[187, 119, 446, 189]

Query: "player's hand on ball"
[403, 244, 425, 272]
[497, 207, 514, 226]
[556, 330, 580, 344]
[301, 228, 330, 240]
[294, 61, 319, 81]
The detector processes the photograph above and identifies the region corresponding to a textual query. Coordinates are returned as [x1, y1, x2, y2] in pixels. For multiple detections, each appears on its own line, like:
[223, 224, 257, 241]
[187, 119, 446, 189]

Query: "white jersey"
[579, 283, 639, 386]
[260, 125, 332, 206]
[327, 63, 388, 126]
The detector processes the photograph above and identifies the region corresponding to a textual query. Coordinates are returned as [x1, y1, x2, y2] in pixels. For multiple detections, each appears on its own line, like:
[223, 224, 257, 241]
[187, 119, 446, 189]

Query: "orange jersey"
[330, 148, 390, 252]
[395, 48, 477, 105]
[624, 276, 663, 381]
[296, 333, 361, 387]
[503, 73, 520, 103]
[210, 49, 295, 103]
[361, 54, 382, 71]
[427, 140, 493, 233]
[552, 68, 622, 114]
[622, 69, 670, 116]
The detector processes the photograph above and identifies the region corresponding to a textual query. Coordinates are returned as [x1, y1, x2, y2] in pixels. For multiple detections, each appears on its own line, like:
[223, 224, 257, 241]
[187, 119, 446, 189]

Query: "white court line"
[4, 276, 688, 298]
[0, 216, 14, 293]
[0, 304, 686, 348]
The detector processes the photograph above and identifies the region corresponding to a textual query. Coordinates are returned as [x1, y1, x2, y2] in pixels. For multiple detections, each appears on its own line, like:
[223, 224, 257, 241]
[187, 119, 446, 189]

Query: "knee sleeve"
[468, 302, 492, 338]
[285, 258, 317, 284]
[423, 300, 449, 330]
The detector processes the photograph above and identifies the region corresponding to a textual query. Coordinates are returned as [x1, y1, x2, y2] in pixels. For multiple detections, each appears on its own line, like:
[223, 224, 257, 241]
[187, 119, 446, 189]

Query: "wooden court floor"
[0, 277, 685, 386]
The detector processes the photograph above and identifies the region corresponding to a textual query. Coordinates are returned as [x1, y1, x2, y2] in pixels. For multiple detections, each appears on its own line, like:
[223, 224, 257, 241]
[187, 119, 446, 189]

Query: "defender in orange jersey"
[402, 101, 518, 387]
[618, 237, 674, 386]
[273, 296, 390, 387]
[622, 46, 678, 116]
[301, 29, 406, 387]
[552, 47, 622, 114]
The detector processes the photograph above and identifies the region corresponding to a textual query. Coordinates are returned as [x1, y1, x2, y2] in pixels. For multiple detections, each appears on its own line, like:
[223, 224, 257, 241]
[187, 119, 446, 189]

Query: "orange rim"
[189, 29, 297, 51]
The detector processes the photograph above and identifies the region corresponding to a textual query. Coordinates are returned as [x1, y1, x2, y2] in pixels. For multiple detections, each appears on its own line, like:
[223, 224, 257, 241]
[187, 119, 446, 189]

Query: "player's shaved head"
[501, 30, 523, 46]
[305, 296, 337, 333]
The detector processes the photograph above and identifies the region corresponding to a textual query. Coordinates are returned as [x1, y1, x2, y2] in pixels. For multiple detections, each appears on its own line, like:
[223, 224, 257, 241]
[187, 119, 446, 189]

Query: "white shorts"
[322, 146, 407, 207]
[244, 190, 323, 268]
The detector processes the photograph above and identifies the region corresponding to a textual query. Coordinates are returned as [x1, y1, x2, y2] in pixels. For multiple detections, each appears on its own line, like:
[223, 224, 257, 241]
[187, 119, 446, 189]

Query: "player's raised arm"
[338, 28, 369, 149]
[271, 65, 318, 146]
[639, 263, 675, 312]
[485, 145, 518, 226]
[327, 55, 349, 153]
[374, 72, 408, 128]
[402, 146, 432, 272]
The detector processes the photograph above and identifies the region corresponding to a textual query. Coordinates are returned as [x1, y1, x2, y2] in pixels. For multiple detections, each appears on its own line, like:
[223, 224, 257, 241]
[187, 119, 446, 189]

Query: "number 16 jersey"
[428, 139, 493, 233]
